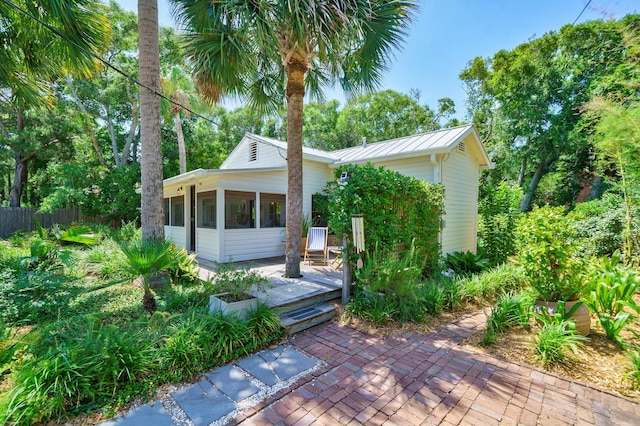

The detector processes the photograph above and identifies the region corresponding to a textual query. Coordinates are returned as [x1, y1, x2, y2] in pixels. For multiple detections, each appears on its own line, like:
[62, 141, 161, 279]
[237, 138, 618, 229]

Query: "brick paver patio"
[234, 312, 640, 425]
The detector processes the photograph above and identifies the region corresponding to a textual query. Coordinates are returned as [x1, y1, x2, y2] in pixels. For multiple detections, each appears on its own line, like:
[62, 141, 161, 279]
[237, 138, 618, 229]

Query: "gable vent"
[457, 142, 466, 153]
[249, 141, 258, 162]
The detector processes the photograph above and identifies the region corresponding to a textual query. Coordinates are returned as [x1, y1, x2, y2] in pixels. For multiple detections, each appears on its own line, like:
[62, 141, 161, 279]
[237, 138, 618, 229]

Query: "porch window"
[171, 195, 185, 226]
[164, 198, 170, 225]
[197, 191, 216, 229]
[260, 193, 286, 228]
[225, 191, 255, 229]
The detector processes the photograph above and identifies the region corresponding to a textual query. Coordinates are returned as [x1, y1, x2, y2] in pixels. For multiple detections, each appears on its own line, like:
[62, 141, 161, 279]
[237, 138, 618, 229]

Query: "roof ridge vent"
[362, 136, 367, 148]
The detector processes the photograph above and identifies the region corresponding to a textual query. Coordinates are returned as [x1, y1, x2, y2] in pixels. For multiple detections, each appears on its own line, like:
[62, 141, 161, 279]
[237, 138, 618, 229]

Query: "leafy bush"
[169, 245, 200, 284]
[516, 206, 585, 301]
[445, 251, 489, 275]
[417, 281, 445, 316]
[534, 321, 588, 368]
[478, 181, 523, 265]
[459, 263, 526, 303]
[488, 292, 531, 333]
[2, 323, 157, 425]
[568, 193, 629, 258]
[354, 243, 425, 322]
[584, 252, 640, 345]
[626, 347, 640, 389]
[327, 163, 444, 275]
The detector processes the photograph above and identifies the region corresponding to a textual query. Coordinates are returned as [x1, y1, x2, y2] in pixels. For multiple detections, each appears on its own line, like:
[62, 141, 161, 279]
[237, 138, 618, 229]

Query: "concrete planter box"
[209, 293, 258, 320]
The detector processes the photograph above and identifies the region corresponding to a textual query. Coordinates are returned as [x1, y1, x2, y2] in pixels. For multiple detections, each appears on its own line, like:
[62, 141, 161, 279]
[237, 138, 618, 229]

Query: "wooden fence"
[0, 208, 119, 238]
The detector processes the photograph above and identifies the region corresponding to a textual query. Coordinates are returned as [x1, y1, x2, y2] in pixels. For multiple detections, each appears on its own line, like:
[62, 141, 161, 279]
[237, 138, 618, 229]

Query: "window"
[164, 198, 170, 225]
[225, 191, 255, 229]
[249, 141, 257, 162]
[197, 191, 216, 228]
[171, 195, 185, 226]
[260, 193, 286, 228]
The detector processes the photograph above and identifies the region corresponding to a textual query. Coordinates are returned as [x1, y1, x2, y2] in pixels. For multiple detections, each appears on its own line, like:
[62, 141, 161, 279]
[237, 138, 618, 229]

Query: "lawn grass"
[0, 225, 284, 425]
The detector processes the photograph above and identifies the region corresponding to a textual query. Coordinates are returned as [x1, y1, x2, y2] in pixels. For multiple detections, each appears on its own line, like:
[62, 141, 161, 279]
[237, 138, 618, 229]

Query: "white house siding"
[217, 171, 287, 193]
[223, 228, 286, 262]
[303, 160, 334, 216]
[165, 226, 186, 249]
[441, 147, 479, 254]
[221, 139, 286, 170]
[196, 228, 219, 262]
[370, 156, 436, 184]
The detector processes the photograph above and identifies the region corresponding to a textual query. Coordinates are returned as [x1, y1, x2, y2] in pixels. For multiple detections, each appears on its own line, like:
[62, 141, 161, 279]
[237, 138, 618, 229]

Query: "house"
[162, 124, 492, 263]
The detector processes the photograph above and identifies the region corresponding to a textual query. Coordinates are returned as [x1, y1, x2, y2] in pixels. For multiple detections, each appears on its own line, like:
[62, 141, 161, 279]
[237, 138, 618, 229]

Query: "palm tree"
[138, 0, 165, 240]
[121, 238, 175, 314]
[171, 0, 417, 277]
[0, 0, 110, 207]
[161, 66, 206, 175]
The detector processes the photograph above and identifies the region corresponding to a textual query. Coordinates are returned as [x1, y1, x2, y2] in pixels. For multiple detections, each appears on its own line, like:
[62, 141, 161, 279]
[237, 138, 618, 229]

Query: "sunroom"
[163, 167, 292, 263]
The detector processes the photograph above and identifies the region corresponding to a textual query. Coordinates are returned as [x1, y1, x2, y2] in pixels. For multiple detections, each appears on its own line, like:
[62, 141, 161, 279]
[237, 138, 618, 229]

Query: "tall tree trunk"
[9, 108, 26, 207]
[284, 57, 306, 278]
[175, 111, 187, 174]
[138, 0, 164, 241]
[9, 152, 27, 207]
[519, 155, 555, 212]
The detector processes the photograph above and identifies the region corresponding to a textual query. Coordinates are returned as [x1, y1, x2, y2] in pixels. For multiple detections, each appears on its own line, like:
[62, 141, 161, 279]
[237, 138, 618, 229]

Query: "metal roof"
[330, 125, 476, 164]
[246, 133, 338, 163]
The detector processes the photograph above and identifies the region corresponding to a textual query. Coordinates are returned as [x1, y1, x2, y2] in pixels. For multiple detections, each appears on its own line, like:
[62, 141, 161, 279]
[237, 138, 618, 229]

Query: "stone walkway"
[102, 311, 640, 426]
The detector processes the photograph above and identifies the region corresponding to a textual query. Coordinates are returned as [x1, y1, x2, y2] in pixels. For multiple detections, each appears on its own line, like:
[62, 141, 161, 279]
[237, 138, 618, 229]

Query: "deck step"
[280, 303, 336, 334]
[271, 288, 341, 316]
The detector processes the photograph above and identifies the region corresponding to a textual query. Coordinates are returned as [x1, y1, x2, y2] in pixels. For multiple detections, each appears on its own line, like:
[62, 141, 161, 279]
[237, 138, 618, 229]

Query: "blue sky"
[116, 0, 638, 119]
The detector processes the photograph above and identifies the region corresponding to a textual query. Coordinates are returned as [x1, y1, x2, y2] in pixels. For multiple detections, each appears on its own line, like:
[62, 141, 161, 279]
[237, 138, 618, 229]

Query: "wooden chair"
[304, 227, 328, 265]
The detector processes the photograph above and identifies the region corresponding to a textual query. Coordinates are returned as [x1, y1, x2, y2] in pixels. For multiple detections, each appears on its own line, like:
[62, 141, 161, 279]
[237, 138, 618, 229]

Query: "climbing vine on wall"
[326, 163, 444, 274]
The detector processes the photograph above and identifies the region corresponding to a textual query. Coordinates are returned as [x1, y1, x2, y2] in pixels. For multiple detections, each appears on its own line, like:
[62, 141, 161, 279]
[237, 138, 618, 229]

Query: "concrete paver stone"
[98, 400, 173, 426]
[171, 379, 236, 426]
[205, 365, 260, 402]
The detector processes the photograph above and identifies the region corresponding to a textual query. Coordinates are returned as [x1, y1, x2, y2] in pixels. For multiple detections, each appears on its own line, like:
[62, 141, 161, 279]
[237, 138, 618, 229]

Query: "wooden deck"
[196, 256, 343, 312]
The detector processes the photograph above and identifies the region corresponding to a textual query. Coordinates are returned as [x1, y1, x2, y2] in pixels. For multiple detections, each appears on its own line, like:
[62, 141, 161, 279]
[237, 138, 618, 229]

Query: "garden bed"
[462, 316, 640, 403]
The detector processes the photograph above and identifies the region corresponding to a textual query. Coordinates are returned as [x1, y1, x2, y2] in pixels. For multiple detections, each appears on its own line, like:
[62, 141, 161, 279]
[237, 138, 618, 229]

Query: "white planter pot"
[209, 293, 258, 320]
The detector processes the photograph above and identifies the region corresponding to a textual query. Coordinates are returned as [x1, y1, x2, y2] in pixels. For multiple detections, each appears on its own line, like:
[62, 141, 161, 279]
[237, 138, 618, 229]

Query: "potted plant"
[207, 261, 269, 319]
[516, 206, 590, 335]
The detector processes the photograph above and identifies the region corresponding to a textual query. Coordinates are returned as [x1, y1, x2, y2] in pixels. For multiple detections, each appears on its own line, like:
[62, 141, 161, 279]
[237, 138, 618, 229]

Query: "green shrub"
[478, 181, 523, 265]
[74, 237, 127, 278]
[585, 252, 640, 346]
[445, 251, 490, 275]
[354, 243, 425, 322]
[1, 322, 156, 425]
[169, 245, 200, 284]
[534, 321, 588, 368]
[327, 163, 444, 275]
[417, 281, 445, 316]
[568, 193, 637, 259]
[516, 206, 585, 301]
[626, 347, 640, 389]
[245, 303, 284, 348]
[488, 292, 531, 333]
[459, 263, 526, 303]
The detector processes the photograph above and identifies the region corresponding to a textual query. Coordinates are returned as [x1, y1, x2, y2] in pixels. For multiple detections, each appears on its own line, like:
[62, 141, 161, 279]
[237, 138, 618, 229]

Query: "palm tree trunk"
[138, 0, 164, 240]
[284, 58, 306, 278]
[175, 111, 187, 174]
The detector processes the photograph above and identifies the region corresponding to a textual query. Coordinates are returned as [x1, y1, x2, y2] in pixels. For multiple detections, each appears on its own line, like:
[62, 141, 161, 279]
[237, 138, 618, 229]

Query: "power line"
[572, 0, 593, 26]
[1, 0, 219, 126]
